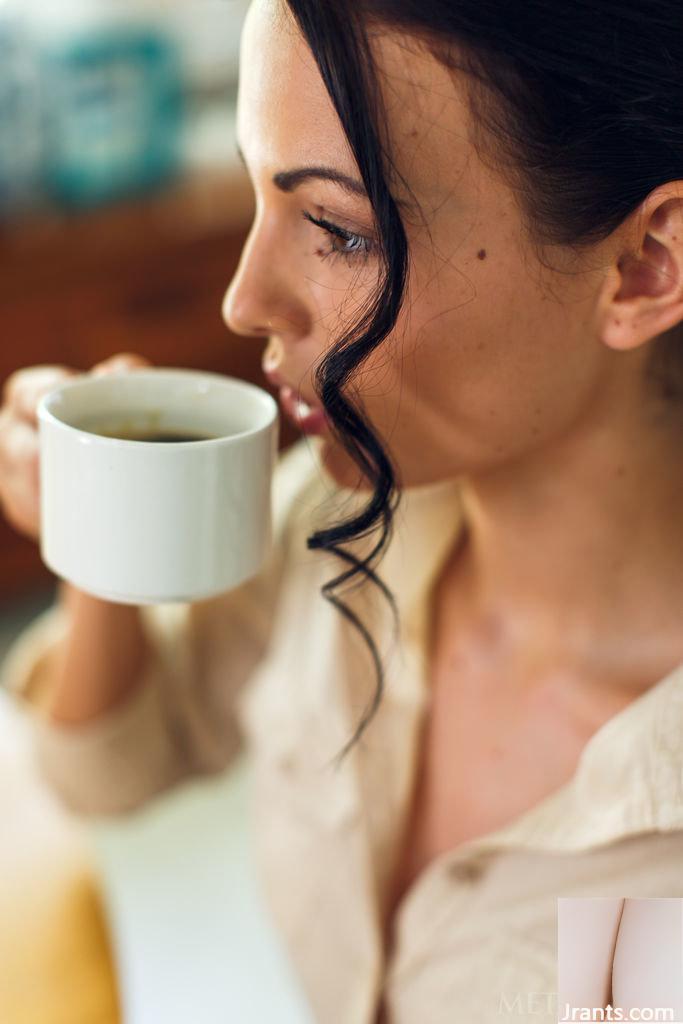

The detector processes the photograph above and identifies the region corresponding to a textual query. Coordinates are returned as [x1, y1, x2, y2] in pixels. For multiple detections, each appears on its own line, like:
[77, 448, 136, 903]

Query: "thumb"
[91, 353, 153, 377]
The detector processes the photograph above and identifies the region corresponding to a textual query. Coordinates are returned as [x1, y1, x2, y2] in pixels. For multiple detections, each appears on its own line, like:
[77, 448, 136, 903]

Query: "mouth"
[278, 384, 331, 436]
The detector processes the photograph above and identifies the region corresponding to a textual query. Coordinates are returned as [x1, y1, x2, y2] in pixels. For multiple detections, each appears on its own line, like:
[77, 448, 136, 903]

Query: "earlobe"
[600, 189, 683, 353]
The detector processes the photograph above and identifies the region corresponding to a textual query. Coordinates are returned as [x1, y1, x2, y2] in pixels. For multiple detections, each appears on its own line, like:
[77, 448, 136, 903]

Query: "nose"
[222, 218, 305, 340]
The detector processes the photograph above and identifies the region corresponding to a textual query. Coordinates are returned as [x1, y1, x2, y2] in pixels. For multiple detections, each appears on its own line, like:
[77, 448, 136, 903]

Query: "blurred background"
[0, 0, 301, 619]
[0, 2, 309, 1021]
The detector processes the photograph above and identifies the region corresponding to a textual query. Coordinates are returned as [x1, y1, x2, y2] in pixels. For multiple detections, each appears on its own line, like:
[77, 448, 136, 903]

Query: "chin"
[318, 434, 375, 492]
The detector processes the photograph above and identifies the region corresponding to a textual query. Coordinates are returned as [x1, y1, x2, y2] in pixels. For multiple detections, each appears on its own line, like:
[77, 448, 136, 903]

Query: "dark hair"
[283, 0, 683, 759]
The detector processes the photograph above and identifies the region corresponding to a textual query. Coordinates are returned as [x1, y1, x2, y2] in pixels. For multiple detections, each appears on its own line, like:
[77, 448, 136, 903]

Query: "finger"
[91, 353, 152, 377]
[0, 484, 39, 541]
[2, 416, 39, 477]
[0, 419, 40, 534]
[0, 405, 14, 473]
[3, 366, 79, 426]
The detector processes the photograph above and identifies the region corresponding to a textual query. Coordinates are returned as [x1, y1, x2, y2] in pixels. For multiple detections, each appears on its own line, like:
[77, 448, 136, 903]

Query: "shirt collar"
[473, 658, 683, 854]
[303, 436, 683, 854]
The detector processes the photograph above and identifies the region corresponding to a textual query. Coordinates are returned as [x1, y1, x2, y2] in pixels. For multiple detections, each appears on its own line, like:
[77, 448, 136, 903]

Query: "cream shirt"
[2, 435, 683, 1024]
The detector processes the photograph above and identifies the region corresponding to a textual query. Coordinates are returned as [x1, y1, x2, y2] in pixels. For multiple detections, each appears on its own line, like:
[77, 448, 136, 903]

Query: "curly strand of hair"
[285, 0, 412, 758]
[306, 334, 404, 763]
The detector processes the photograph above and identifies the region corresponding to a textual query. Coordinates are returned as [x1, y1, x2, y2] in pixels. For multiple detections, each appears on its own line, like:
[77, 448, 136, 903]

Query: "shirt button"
[449, 859, 485, 883]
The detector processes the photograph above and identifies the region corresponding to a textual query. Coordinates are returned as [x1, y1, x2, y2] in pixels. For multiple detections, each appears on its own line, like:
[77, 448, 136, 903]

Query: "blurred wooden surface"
[0, 168, 300, 602]
[0, 688, 122, 1023]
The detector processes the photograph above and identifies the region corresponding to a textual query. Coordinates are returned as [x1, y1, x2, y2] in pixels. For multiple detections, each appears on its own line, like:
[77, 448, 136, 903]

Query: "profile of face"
[223, 0, 682, 491]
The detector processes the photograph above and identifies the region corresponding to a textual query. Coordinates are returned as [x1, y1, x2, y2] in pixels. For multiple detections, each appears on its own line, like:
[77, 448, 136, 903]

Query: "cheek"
[304, 261, 382, 334]
[308, 235, 600, 486]
[422, 246, 590, 399]
[345, 262, 599, 483]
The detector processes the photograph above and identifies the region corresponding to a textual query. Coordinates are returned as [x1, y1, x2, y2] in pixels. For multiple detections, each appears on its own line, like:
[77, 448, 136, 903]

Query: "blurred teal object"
[41, 25, 184, 207]
[0, 10, 44, 216]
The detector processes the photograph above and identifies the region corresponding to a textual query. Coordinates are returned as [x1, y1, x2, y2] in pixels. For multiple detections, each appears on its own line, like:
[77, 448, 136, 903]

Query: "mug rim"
[37, 366, 279, 447]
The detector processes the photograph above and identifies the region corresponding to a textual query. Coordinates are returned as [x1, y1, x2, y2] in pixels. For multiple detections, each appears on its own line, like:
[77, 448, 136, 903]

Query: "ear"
[599, 184, 683, 352]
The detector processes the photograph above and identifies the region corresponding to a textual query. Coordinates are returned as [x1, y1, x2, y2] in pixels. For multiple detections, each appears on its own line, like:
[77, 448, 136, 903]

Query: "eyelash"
[302, 210, 376, 266]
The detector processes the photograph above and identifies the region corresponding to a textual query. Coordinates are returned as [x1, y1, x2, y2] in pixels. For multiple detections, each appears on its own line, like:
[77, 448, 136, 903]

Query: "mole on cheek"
[477, 249, 487, 260]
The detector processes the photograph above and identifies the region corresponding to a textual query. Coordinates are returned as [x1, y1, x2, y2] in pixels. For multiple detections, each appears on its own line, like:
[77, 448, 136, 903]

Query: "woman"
[1, 1, 683, 1021]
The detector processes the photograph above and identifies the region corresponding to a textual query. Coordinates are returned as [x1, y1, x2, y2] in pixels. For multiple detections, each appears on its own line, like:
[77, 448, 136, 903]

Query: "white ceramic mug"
[37, 367, 279, 605]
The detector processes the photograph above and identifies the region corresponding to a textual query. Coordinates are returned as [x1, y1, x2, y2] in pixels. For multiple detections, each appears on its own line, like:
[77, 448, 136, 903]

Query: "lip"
[278, 384, 331, 435]
[262, 366, 288, 390]
[262, 365, 331, 433]
[263, 366, 316, 402]
[262, 365, 315, 404]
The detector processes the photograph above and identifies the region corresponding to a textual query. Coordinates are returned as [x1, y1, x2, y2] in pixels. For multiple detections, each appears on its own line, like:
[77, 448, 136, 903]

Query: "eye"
[302, 210, 376, 266]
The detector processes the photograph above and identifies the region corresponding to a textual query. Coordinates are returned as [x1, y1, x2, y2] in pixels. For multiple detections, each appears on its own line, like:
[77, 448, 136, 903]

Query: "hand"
[0, 353, 152, 543]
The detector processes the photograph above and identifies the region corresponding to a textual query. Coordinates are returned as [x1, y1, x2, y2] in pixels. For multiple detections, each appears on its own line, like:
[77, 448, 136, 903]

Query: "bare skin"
[223, 0, 683, 949]
[558, 897, 683, 1017]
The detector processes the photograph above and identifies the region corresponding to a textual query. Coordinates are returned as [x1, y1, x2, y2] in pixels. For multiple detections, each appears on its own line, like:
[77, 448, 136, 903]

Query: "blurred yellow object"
[0, 688, 121, 1024]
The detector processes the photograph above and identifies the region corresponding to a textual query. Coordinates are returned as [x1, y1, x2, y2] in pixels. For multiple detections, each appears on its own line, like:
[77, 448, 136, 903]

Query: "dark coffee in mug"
[88, 425, 222, 442]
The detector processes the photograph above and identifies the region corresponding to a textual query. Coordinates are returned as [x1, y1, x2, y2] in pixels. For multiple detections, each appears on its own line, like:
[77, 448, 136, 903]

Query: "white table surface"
[0, 685, 313, 1024]
[90, 755, 315, 1024]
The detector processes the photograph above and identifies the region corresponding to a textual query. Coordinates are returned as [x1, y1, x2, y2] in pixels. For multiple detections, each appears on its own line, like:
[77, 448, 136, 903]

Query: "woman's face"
[224, 0, 615, 489]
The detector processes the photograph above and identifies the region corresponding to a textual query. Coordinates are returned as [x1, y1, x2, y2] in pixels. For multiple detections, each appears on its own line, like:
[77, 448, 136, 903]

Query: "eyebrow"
[236, 141, 368, 201]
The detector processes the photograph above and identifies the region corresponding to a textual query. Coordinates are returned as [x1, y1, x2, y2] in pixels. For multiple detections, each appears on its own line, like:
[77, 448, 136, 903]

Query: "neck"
[451, 389, 683, 689]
